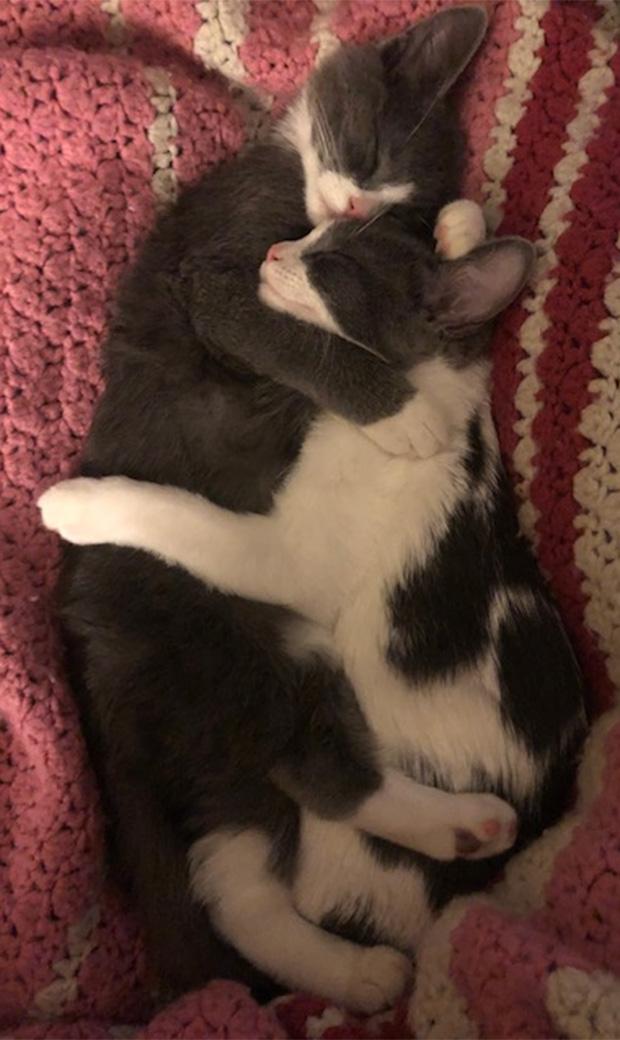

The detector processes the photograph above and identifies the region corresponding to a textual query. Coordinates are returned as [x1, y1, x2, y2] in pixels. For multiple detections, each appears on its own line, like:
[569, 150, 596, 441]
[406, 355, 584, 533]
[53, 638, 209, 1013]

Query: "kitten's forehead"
[307, 45, 386, 171]
[309, 44, 385, 108]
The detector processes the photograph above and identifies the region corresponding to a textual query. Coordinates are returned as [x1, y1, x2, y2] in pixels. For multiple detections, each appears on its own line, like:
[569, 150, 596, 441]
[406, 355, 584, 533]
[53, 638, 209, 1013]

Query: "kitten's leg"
[193, 266, 450, 458]
[361, 195, 487, 457]
[39, 477, 304, 613]
[273, 660, 518, 861]
[434, 199, 487, 260]
[352, 770, 518, 860]
[190, 828, 411, 1013]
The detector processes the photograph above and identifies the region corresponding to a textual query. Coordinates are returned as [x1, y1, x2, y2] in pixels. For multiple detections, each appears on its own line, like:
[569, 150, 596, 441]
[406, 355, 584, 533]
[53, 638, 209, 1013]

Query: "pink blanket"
[2, 2, 620, 1037]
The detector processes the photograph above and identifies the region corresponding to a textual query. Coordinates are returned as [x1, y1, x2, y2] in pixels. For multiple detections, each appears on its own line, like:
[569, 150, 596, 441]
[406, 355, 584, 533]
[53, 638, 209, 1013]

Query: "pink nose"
[266, 242, 286, 262]
[346, 196, 369, 219]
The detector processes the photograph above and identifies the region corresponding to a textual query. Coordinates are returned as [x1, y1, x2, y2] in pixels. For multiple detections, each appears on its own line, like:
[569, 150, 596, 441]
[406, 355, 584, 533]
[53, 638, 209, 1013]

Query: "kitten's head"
[258, 218, 535, 368]
[280, 5, 488, 225]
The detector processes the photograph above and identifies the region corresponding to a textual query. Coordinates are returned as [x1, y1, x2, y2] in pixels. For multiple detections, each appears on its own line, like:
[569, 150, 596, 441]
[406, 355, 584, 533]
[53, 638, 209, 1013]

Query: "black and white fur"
[42, 5, 561, 1009]
[41, 205, 586, 1011]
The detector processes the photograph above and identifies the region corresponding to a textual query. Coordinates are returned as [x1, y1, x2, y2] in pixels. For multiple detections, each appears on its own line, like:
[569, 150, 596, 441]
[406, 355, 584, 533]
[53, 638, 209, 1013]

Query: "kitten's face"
[259, 220, 434, 362]
[258, 219, 534, 367]
[279, 6, 488, 226]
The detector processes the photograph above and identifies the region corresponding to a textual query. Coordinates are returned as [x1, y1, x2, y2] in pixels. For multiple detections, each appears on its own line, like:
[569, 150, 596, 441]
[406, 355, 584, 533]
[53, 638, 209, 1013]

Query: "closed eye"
[306, 250, 362, 273]
[344, 133, 379, 185]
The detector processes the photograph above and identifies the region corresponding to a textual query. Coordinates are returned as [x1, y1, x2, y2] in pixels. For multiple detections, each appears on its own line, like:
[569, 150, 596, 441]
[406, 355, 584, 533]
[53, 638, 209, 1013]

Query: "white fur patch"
[434, 199, 487, 259]
[293, 814, 432, 953]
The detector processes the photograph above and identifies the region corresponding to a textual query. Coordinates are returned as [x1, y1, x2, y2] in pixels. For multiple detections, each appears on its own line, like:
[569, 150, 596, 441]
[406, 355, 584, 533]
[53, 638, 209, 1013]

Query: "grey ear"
[429, 238, 536, 333]
[381, 5, 488, 98]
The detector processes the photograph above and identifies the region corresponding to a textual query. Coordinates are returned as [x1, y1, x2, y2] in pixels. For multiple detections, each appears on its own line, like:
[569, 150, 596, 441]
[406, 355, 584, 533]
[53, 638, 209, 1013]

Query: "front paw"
[434, 199, 486, 260]
[362, 395, 450, 459]
[38, 476, 136, 546]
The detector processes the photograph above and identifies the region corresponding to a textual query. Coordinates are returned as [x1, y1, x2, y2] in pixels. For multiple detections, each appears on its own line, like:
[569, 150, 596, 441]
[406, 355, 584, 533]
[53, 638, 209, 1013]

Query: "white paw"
[434, 199, 486, 260]
[346, 945, 411, 1014]
[436, 786, 518, 861]
[363, 394, 450, 459]
[38, 476, 136, 545]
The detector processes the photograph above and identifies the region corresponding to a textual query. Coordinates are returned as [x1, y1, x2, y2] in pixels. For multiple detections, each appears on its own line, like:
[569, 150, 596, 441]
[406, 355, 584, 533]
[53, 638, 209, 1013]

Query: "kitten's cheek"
[305, 187, 330, 227]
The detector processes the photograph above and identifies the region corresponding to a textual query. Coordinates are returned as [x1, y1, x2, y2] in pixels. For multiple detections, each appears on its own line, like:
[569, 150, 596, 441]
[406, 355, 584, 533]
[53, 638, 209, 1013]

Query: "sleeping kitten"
[52, 6, 498, 1006]
[41, 205, 586, 1010]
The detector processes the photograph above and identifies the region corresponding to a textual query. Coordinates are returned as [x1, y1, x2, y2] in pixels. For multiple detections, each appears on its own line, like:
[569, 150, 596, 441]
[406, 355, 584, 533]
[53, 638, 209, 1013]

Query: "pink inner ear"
[439, 241, 534, 328]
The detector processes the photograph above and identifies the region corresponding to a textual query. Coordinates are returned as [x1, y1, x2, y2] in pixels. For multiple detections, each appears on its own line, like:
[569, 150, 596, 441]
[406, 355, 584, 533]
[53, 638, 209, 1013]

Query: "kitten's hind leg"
[190, 828, 411, 1013]
[38, 477, 302, 613]
[353, 771, 518, 860]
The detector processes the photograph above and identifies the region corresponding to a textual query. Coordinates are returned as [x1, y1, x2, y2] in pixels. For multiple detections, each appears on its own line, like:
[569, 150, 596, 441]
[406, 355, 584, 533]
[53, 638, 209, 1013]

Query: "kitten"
[50, 6, 500, 1006]
[41, 204, 586, 1012]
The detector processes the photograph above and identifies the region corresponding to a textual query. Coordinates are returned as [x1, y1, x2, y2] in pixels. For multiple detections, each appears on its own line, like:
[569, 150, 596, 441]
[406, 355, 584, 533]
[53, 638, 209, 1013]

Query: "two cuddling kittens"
[39, 6, 586, 1013]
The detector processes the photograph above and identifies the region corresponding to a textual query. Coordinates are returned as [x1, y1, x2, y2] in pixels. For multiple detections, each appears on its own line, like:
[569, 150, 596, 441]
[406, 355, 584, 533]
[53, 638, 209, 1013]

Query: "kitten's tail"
[110, 778, 277, 1001]
[58, 610, 278, 1002]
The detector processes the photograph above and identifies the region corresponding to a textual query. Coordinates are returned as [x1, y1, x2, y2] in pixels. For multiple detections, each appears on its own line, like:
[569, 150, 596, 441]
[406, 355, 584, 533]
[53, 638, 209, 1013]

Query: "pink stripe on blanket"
[122, 0, 202, 59]
[171, 70, 246, 187]
[240, 0, 317, 100]
[451, 905, 593, 1039]
[0, 47, 155, 1024]
[331, 0, 444, 44]
[0, 1, 107, 50]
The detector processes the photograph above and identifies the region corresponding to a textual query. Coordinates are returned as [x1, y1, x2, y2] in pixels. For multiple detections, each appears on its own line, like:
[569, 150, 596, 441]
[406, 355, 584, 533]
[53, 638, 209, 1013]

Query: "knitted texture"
[1, 2, 619, 1037]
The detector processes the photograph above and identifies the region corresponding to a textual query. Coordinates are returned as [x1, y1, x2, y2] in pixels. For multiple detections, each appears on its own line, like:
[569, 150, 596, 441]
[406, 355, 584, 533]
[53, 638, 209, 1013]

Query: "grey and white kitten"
[40, 204, 586, 1011]
[49, 4, 494, 1004]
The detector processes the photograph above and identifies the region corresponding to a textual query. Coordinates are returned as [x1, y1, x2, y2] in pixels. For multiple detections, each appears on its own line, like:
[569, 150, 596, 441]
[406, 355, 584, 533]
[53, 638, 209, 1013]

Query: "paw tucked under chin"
[362, 394, 451, 459]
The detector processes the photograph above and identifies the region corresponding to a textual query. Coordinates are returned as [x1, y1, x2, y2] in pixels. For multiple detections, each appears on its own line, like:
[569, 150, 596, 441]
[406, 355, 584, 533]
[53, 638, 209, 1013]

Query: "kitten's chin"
[258, 277, 290, 316]
[258, 268, 298, 319]
[258, 270, 318, 328]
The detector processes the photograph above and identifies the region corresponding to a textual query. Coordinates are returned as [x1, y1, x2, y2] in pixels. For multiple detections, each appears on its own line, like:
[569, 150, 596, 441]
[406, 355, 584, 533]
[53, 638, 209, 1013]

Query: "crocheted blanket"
[2, 2, 619, 1037]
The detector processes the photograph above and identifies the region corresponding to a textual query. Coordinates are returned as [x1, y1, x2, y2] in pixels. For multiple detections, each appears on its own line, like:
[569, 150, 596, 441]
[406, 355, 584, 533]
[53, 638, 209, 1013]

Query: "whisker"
[316, 97, 341, 176]
[352, 204, 391, 236]
[405, 92, 443, 144]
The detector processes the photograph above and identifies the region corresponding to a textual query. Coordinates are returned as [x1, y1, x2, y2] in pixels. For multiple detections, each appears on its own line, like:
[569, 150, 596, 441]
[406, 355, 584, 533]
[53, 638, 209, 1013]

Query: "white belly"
[274, 414, 466, 627]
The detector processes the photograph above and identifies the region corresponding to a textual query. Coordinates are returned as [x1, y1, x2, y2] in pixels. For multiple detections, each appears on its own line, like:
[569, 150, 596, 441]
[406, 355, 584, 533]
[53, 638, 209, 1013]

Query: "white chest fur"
[276, 405, 536, 792]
